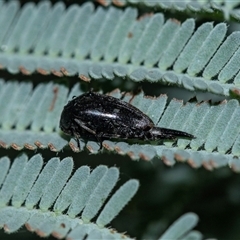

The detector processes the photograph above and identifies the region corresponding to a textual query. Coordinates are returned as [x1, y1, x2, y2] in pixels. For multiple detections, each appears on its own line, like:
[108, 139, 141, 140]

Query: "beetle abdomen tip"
[151, 127, 195, 140]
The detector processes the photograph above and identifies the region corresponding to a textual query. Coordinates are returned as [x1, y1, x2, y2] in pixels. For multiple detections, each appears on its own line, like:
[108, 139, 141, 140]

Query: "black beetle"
[60, 91, 194, 149]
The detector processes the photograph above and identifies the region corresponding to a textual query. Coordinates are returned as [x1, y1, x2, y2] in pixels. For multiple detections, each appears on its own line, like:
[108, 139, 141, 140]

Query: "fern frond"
[0, 1, 240, 97]
[102, 0, 240, 21]
[0, 81, 240, 171]
[0, 154, 139, 238]
[159, 213, 201, 240]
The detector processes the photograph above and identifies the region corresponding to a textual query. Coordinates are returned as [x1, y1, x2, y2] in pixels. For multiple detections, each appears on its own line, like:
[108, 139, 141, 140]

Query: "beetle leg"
[74, 118, 104, 149]
[96, 133, 104, 150]
[70, 129, 81, 150]
[99, 141, 103, 150]
[120, 91, 127, 100]
[75, 138, 81, 149]
[74, 119, 96, 135]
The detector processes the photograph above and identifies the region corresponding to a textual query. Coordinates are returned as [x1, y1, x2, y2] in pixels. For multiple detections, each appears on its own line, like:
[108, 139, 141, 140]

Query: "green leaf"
[104, 0, 240, 21]
[187, 23, 227, 76]
[96, 179, 139, 228]
[159, 213, 199, 239]
[0, 154, 139, 237]
[0, 81, 240, 172]
[1, 2, 240, 96]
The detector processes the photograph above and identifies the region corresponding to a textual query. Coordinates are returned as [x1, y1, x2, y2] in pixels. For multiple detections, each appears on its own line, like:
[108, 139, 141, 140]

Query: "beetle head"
[59, 106, 73, 136]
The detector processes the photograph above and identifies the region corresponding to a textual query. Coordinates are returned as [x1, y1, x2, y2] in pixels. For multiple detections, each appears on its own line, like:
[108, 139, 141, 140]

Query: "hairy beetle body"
[60, 91, 194, 148]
